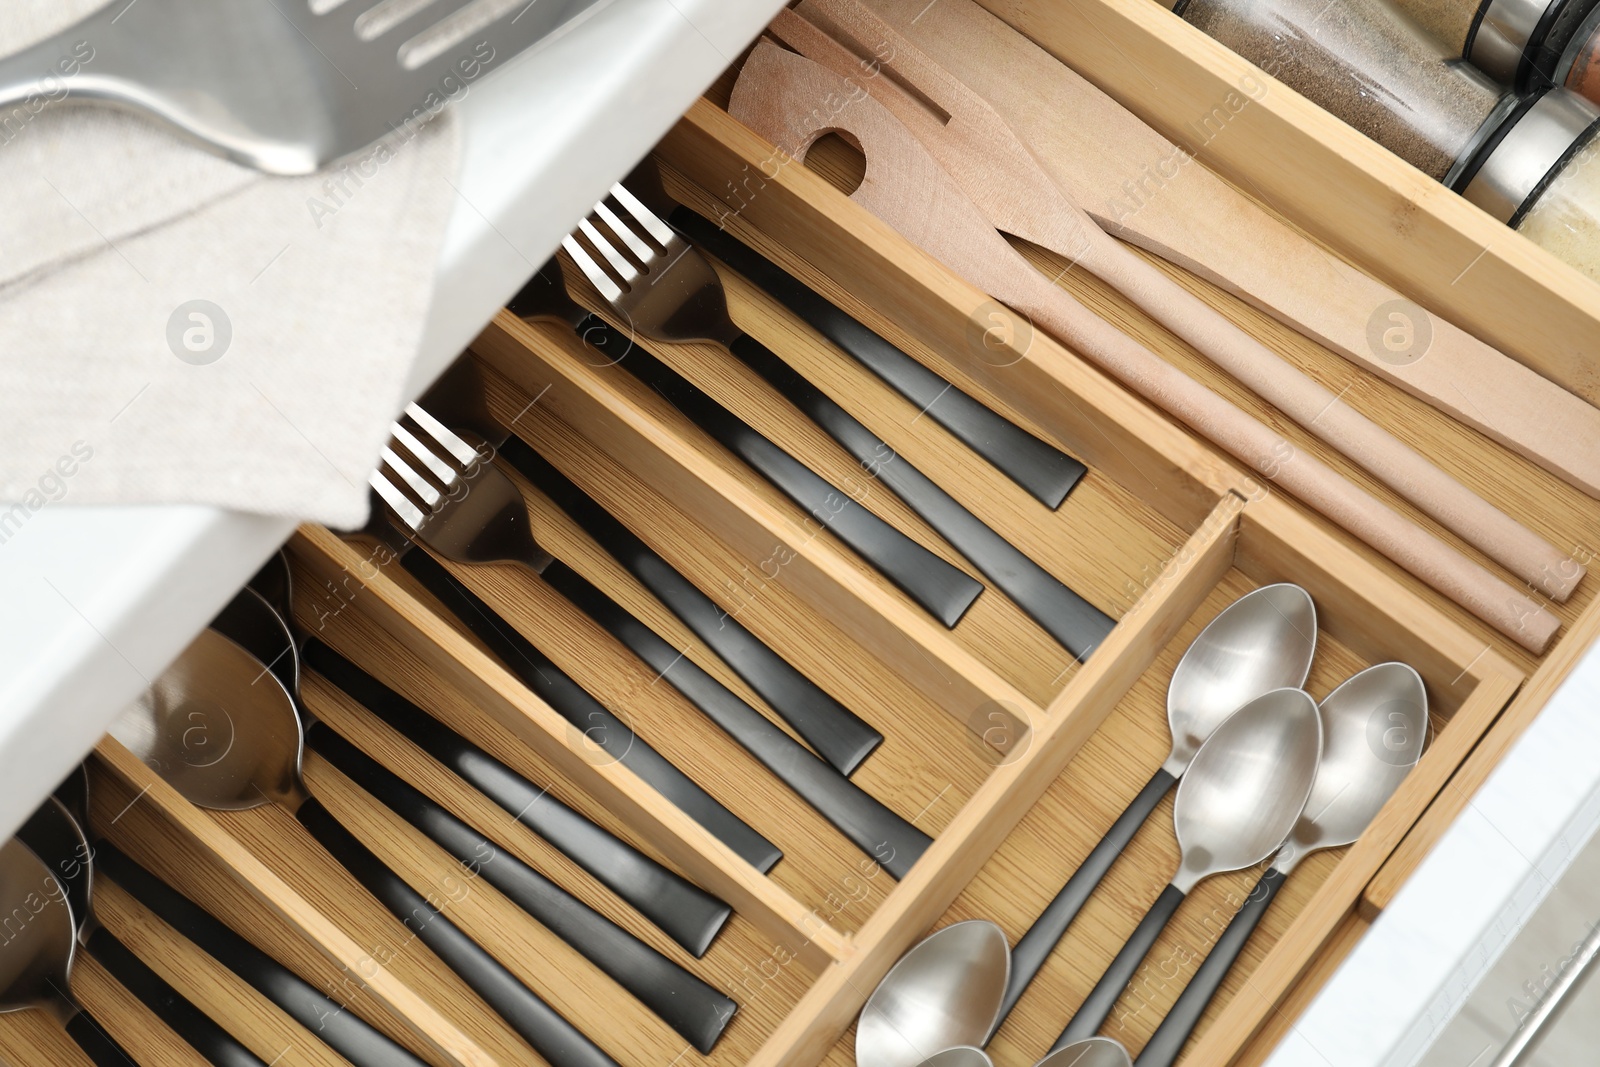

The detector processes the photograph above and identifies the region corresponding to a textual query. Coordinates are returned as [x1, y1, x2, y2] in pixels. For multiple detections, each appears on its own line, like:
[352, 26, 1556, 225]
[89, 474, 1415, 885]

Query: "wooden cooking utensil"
[855, 0, 1600, 503]
[772, 0, 1579, 603]
[728, 41, 1562, 652]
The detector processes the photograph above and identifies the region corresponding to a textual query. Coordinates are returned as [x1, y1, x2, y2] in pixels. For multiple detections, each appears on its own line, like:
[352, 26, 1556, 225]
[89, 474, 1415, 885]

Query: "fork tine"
[610, 183, 676, 247]
[392, 422, 460, 486]
[406, 402, 481, 468]
[380, 445, 443, 508]
[594, 201, 656, 263]
[370, 468, 427, 533]
[577, 218, 641, 283]
[561, 234, 623, 302]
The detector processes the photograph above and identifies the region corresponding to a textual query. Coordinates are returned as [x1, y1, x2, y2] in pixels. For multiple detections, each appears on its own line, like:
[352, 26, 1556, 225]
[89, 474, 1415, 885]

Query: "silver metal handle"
[1489, 918, 1600, 1066]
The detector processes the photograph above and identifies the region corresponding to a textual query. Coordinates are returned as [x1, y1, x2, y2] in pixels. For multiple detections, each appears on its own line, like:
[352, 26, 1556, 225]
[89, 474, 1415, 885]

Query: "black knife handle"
[300, 639, 732, 959]
[728, 331, 1114, 661]
[582, 317, 984, 628]
[63, 1010, 136, 1067]
[537, 557, 932, 879]
[94, 840, 430, 1067]
[1054, 882, 1188, 1047]
[1135, 867, 1287, 1067]
[496, 434, 882, 779]
[86, 927, 269, 1067]
[669, 207, 1086, 510]
[397, 550, 783, 874]
[304, 721, 738, 1054]
[296, 800, 621, 1067]
[999, 767, 1178, 1032]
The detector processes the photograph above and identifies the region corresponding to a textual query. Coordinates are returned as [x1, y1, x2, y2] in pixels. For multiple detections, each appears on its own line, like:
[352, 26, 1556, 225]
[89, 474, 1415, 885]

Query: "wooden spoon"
[728, 40, 1561, 652]
[771, 0, 1578, 603]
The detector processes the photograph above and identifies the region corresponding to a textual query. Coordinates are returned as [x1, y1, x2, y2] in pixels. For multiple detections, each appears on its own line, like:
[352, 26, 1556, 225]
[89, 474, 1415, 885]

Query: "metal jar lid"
[1470, 0, 1599, 86]
[1463, 87, 1600, 221]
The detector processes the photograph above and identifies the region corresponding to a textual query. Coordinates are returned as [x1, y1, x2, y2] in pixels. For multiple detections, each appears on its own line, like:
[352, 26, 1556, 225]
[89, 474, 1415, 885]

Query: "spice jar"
[1460, 87, 1600, 279]
[1556, 2, 1600, 101]
[1171, 0, 1519, 182]
[1392, 0, 1600, 91]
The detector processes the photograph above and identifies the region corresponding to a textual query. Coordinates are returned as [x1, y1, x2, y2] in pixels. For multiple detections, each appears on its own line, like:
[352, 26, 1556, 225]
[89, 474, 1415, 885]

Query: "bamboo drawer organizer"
[18, 1, 1600, 1064]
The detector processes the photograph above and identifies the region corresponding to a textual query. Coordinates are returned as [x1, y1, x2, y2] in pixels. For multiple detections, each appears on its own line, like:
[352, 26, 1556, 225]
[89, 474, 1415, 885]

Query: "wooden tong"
[728, 38, 1563, 651]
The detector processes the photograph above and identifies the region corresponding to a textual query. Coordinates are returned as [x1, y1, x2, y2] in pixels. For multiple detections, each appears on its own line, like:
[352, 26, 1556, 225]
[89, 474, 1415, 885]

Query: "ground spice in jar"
[1561, 4, 1600, 100]
[1180, 0, 1514, 180]
[1391, 0, 1483, 55]
[1516, 131, 1600, 278]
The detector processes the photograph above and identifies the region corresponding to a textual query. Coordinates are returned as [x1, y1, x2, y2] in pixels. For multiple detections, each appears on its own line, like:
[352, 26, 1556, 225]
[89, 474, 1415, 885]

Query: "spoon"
[998, 585, 1315, 1028]
[1134, 663, 1428, 1066]
[223, 586, 738, 1052]
[0, 833, 127, 1064]
[1052, 687, 1322, 1046]
[857, 919, 1009, 1067]
[913, 1037, 1132, 1067]
[18, 797, 270, 1066]
[111, 601, 623, 1067]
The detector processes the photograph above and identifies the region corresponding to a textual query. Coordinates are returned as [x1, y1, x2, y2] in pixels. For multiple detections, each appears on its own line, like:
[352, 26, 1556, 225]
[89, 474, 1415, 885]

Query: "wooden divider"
[291, 525, 849, 973]
[90, 739, 495, 1067]
[655, 103, 1242, 532]
[473, 316, 1048, 740]
[746, 496, 1241, 1067]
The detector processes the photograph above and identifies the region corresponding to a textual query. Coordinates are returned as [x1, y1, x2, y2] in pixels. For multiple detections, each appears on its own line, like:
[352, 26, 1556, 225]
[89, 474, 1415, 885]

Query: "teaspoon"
[1052, 687, 1322, 1046]
[1134, 663, 1428, 1066]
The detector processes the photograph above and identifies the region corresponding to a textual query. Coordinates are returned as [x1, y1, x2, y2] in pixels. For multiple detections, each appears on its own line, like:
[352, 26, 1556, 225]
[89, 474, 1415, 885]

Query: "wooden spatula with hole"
[858, 0, 1600, 505]
[727, 39, 1562, 652]
[767, 0, 1579, 604]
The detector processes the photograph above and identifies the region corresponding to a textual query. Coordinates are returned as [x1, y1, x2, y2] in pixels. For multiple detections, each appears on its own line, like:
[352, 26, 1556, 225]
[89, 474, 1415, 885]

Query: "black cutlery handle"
[583, 317, 984, 628]
[63, 1010, 136, 1067]
[999, 767, 1177, 1032]
[1054, 882, 1188, 1047]
[86, 927, 268, 1066]
[728, 332, 1114, 661]
[496, 434, 882, 779]
[1135, 867, 1287, 1067]
[538, 557, 932, 879]
[94, 839, 429, 1067]
[669, 207, 1087, 510]
[301, 639, 732, 959]
[397, 550, 783, 874]
[296, 800, 621, 1067]
[304, 721, 738, 1054]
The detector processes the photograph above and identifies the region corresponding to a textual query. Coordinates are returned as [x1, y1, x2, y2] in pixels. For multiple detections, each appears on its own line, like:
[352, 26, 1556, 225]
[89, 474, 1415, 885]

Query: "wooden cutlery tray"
[25, 4, 1600, 1064]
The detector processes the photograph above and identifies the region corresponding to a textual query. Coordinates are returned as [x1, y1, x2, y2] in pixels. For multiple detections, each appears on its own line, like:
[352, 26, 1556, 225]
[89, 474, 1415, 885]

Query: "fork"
[0, 0, 607, 173]
[372, 405, 933, 877]
[368, 415, 781, 873]
[412, 350, 884, 777]
[566, 182, 1116, 661]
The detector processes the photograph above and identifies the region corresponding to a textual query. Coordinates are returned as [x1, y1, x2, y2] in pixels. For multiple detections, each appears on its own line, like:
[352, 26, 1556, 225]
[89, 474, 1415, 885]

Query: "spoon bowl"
[857, 920, 1010, 1067]
[0, 836, 76, 1023]
[1292, 663, 1428, 855]
[917, 1047, 994, 1067]
[110, 625, 305, 812]
[1165, 584, 1316, 770]
[1035, 1037, 1132, 1067]
[1173, 687, 1323, 891]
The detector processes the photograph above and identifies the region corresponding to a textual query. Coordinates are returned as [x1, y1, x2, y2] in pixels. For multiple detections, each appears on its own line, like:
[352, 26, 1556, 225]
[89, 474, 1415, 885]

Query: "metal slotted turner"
[0, 0, 608, 173]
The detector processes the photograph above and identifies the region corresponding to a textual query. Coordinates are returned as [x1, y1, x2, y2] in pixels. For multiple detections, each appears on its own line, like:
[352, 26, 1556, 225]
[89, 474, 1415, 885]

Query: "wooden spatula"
[728, 40, 1560, 652]
[852, 0, 1600, 505]
[770, 0, 1578, 603]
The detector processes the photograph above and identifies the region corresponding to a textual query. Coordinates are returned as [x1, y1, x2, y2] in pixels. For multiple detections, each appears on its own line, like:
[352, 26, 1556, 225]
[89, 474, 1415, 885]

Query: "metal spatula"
[0, 0, 607, 173]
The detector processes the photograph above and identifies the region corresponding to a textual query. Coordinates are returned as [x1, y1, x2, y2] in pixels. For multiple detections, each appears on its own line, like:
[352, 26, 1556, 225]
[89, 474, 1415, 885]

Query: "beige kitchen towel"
[0, 0, 461, 529]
